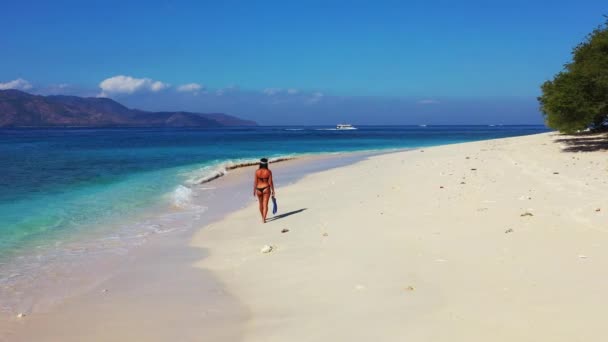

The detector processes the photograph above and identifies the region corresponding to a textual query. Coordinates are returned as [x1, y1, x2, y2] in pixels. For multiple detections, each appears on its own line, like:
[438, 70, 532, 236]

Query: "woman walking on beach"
[253, 158, 275, 223]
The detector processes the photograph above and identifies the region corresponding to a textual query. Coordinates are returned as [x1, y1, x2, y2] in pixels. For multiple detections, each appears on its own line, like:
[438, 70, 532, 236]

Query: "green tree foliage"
[539, 20, 608, 133]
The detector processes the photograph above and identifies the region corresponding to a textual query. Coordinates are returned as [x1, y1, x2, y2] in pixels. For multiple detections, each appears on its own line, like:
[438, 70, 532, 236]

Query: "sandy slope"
[193, 132, 607, 341]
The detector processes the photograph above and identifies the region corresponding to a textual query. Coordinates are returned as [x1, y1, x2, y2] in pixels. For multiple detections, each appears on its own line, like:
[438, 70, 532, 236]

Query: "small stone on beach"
[281, 228, 289, 233]
[405, 286, 415, 291]
[553, 172, 560, 175]
[17, 313, 26, 318]
[102, 289, 108, 293]
[595, 208, 601, 212]
[322, 233, 328, 237]
[505, 228, 514, 234]
[440, 186, 444, 189]
[260, 245, 274, 254]
[520, 212, 534, 217]
[470, 168, 477, 171]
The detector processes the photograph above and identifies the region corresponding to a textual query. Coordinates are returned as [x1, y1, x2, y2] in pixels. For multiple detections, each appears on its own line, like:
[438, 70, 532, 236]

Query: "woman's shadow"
[266, 208, 307, 222]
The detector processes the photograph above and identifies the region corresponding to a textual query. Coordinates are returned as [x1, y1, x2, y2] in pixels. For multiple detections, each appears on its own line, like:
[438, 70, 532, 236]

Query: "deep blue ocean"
[0, 125, 550, 258]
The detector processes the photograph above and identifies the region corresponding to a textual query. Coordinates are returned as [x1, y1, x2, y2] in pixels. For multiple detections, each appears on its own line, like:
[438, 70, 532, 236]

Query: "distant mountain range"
[0, 90, 257, 128]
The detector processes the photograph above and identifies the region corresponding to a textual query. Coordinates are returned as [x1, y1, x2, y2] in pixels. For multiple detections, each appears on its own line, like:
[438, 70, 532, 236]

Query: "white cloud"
[98, 75, 169, 97]
[150, 81, 167, 92]
[0, 78, 33, 91]
[177, 83, 203, 93]
[418, 99, 440, 105]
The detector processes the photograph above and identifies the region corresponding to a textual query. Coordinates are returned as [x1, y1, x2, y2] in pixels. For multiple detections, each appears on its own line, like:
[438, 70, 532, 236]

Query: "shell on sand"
[260, 245, 274, 254]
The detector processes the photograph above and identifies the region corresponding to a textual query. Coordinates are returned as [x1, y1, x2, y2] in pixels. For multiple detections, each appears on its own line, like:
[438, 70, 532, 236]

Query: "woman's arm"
[269, 171, 275, 196]
[253, 172, 258, 197]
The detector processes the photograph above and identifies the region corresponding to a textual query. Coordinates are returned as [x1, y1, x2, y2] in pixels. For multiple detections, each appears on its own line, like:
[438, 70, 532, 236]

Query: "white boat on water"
[336, 124, 357, 130]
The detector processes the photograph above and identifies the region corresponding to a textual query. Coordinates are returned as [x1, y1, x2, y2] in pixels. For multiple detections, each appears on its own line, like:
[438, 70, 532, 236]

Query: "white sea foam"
[183, 156, 298, 185]
[172, 185, 194, 208]
[184, 166, 228, 185]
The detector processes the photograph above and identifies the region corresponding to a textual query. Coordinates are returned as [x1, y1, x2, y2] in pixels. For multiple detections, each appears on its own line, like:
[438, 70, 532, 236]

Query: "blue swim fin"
[272, 196, 278, 215]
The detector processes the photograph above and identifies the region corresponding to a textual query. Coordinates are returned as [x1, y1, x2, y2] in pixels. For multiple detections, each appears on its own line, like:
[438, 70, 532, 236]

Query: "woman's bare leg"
[262, 192, 271, 223]
[257, 192, 265, 222]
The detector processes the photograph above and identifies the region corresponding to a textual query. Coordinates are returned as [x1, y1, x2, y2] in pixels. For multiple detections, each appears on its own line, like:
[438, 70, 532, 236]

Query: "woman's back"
[256, 169, 271, 185]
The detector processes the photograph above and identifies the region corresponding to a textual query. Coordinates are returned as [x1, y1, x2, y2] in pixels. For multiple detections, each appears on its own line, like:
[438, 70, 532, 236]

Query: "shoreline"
[0, 149, 391, 316]
[0, 125, 550, 267]
[0, 149, 387, 341]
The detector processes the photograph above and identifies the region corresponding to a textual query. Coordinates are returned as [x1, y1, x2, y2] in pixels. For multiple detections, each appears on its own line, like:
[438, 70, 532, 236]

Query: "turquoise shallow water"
[0, 125, 550, 257]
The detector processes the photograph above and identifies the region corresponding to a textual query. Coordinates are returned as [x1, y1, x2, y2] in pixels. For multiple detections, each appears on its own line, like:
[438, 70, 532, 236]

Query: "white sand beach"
[193, 132, 607, 341]
[5, 132, 607, 341]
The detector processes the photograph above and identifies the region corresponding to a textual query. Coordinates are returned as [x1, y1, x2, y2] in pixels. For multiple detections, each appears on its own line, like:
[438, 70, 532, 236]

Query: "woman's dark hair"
[259, 158, 269, 169]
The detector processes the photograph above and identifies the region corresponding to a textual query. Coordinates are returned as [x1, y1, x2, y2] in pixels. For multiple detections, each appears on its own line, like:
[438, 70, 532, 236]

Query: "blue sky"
[1, 0, 606, 124]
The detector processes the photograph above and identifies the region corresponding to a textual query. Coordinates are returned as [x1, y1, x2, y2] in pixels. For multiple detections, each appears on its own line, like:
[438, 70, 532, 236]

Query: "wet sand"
[1, 151, 378, 341]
